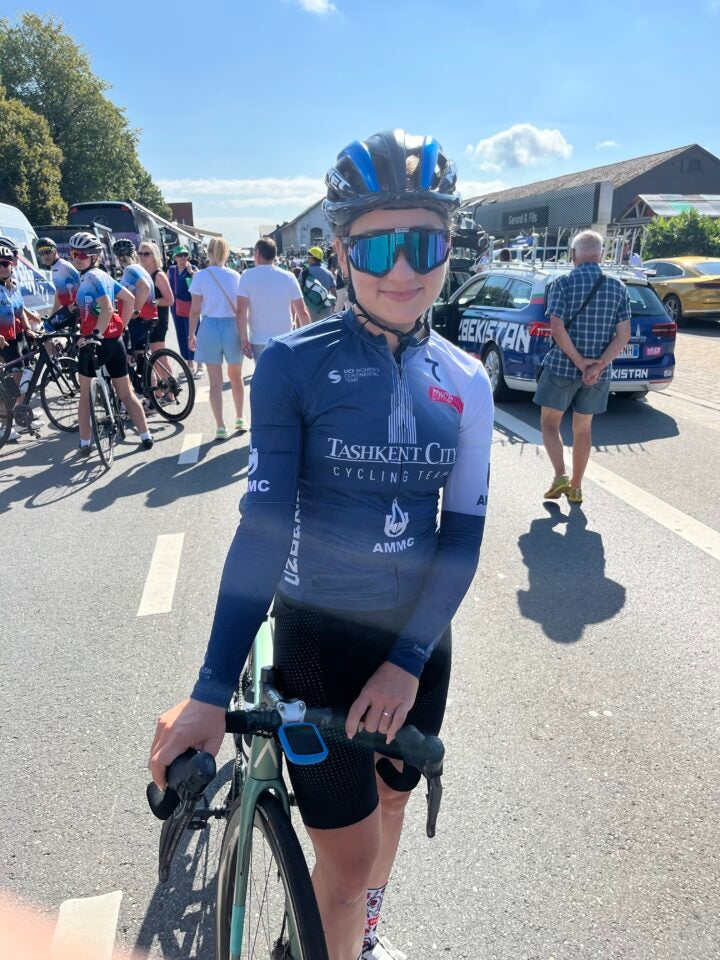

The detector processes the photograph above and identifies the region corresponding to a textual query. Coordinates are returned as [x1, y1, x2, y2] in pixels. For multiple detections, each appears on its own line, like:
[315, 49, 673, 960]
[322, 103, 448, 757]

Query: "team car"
[429, 262, 676, 401]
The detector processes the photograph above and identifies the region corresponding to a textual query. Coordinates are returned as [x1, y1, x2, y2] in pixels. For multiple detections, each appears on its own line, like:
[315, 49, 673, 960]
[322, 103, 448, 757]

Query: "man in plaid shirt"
[534, 230, 631, 505]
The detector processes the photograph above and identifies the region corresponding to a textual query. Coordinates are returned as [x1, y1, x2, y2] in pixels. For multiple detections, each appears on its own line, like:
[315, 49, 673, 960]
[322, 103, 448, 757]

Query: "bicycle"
[86, 341, 126, 468]
[147, 619, 445, 960]
[126, 320, 195, 422]
[0, 326, 80, 449]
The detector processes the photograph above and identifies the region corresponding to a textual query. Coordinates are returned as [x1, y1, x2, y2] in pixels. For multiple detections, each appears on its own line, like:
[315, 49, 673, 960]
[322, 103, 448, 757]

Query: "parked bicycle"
[127, 320, 195, 422]
[0, 327, 80, 449]
[85, 340, 126, 468]
[147, 619, 444, 960]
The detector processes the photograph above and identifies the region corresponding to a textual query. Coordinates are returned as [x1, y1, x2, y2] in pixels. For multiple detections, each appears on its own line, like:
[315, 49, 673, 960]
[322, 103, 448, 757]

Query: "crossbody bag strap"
[206, 267, 237, 315]
[565, 273, 604, 331]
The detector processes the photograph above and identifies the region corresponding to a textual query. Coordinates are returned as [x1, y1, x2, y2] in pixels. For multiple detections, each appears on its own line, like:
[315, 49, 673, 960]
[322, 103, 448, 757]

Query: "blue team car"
[430, 262, 677, 401]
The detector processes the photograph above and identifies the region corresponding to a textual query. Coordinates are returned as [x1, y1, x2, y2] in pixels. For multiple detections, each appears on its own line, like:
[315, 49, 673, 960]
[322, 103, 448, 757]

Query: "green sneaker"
[543, 474, 570, 499]
[567, 486, 583, 504]
[215, 425, 228, 441]
[235, 417, 248, 432]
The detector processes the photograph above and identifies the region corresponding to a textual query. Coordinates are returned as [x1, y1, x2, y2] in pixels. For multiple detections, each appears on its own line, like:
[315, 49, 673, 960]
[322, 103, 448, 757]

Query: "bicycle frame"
[228, 618, 301, 959]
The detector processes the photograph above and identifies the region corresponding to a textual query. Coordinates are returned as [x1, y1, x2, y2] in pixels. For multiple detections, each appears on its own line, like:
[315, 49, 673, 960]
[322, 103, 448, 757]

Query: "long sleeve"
[191, 340, 304, 706]
[387, 367, 494, 676]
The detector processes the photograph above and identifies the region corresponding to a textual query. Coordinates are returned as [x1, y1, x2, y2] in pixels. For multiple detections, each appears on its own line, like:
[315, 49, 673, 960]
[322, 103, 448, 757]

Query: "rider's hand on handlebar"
[0, 334, 7, 348]
[148, 698, 226, 790]
[346, 660, 419, 745]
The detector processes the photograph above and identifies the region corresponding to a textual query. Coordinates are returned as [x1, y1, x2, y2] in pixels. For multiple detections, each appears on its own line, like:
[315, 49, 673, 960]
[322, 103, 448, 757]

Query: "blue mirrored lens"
[347, 230, 450, 277]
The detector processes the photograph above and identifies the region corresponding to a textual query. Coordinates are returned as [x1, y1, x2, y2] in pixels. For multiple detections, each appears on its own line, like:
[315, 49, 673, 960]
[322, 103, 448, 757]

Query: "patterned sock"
[361, 884, 387, 954]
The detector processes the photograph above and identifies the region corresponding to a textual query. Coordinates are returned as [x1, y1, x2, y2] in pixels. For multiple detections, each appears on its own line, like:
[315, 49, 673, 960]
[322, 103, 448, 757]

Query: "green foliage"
[0, 13, 171, 219]
[0, 87, 66, 223]
[643, 208, 720, 259]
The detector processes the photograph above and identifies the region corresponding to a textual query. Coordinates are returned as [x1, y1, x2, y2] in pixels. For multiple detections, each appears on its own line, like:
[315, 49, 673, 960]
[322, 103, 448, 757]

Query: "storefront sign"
[502, 206, 549, 229]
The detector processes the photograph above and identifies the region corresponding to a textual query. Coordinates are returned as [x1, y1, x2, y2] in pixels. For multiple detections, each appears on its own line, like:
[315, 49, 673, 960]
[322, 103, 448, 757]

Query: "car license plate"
[620, 343, 640, 359]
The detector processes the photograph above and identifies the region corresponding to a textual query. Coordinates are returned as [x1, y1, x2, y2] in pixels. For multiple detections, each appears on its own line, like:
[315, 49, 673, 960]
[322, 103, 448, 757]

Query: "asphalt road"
[1, 321, 719, 960]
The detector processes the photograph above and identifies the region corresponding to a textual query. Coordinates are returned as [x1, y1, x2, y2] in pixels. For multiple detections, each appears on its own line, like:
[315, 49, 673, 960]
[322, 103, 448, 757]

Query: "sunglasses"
[139, 250, 154, 257]
[0, 259, 14, 268]
[39, 249, 55, 255]
[70, 251, 91, 260]
[344, 228, 451, 278]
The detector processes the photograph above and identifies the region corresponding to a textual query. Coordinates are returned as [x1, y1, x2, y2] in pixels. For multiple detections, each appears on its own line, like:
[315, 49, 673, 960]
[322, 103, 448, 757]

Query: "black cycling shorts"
[0, 339, 22, 364]
[272, 592, 451, 831]
[78, 337, 128, 379]
[127, 316, 160, 352]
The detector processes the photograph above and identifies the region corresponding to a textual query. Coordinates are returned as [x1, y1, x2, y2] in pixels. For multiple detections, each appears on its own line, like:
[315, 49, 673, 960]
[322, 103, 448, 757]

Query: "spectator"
[535, 230, 631, 505]
[237, 236, 310, 362]
[300, 246, 337, 322]
[334, 266, 348, 311]
[498, 247, 512, 262]
[138, 240, 174, 360]
[168, 246, 202, 377]
[188, 236, 246, 439]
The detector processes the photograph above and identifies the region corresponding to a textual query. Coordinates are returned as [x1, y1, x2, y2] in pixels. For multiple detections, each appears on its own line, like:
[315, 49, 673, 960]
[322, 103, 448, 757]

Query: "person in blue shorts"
[149, 131, 494, 960]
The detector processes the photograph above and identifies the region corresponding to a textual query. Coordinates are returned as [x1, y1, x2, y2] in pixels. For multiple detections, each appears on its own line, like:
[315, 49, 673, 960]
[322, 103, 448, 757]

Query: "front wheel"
[40, 357, 80, 432]
[482, 343, 512, 401]
[216, 791, 328, 960]
[145, 349, 195, 421]
[89, 378, 115, 468]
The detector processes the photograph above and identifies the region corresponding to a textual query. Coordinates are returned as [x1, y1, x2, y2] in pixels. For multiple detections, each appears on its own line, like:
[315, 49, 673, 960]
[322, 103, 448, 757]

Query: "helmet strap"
[346, 267, 426, 349]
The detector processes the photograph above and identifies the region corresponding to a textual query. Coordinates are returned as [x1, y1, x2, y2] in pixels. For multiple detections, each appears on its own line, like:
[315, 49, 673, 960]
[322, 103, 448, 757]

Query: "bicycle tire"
[145, 348, 195, 422]
[40, 357, 80, 432]
[0, 385, 12, 449]
[216, 791, 328, 960]
[89, 378, 115, 468]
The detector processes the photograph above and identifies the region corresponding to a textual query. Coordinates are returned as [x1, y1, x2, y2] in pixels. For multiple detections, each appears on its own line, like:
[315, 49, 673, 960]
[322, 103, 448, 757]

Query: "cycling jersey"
[192, 308, 494, 708]
[0, 280, 24, 340]
[76, 268, 124, 339]
[51, 257, 80, 307]
[120, 263, 157, 320]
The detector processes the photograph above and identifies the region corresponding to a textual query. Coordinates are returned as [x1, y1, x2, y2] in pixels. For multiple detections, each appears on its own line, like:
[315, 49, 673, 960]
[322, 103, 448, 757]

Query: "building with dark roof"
[462, 144, 720, 253]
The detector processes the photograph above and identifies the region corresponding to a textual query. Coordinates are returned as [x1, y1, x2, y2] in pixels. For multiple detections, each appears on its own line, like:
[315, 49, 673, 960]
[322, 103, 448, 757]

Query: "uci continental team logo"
[328, 370, 342, 384]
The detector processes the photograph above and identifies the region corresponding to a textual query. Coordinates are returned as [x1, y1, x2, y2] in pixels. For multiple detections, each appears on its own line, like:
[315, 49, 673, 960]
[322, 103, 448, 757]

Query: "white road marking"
[178, 432, 203, 464]
[137, 533, 185, 616]
[494, 407, 720, 563]
[51, 891, 123, 960]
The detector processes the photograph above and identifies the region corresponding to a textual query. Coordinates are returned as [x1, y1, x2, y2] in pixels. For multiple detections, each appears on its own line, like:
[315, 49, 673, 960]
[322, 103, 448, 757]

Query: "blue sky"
[9, 0, 720, 244]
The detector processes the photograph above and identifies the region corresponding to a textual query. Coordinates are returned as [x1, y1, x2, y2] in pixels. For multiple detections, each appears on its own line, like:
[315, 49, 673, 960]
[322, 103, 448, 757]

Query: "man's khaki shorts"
[533, 367, 611, 415]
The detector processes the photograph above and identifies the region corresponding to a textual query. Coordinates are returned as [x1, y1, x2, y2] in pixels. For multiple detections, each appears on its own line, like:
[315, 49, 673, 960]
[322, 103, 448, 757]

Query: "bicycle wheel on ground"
[145, 349, 195, 421]
[0, 385, 12, 449]
[89, 378, 115, 468]
[216, 791, 328, 960]
[40, 357, 80, 432]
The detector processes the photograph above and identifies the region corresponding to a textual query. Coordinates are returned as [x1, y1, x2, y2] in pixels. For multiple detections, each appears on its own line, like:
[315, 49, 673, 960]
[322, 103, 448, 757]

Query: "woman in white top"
[188, 237, 246, 439]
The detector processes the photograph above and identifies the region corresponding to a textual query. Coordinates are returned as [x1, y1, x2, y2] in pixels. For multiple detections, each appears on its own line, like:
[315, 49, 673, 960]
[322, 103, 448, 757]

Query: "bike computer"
[278, 723, 328, 766]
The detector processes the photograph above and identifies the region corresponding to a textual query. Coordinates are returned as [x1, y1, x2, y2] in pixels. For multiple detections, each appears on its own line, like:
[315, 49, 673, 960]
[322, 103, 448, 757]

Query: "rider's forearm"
[93, 302, 113, 337]
[387, 511, 485, 677]
[550, 316, 585, 368]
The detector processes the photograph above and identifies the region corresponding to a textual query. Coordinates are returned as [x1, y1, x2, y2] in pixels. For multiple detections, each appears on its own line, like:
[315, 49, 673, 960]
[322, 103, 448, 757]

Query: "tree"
[0, 13, 171, 218]
[0, 86, 65, 223]
[642, 208, 720, 259]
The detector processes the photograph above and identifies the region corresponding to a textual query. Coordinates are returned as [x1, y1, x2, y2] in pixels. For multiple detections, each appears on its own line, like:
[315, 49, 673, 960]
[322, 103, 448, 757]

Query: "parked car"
[642, 257, 720, 324]
[0, 202, 55, 315]
[431, 263, 676, 401]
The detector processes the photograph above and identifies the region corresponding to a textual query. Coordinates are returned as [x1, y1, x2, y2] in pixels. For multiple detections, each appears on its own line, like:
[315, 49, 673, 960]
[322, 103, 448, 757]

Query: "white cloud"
[465, 123, 573, 172]
[294, 0, 336, 14]
[457, 178, 509, 199]
[595, 139, 620, 149]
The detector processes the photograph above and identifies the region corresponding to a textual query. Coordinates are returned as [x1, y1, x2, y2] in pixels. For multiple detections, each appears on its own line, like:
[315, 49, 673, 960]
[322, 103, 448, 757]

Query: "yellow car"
[642, 256, 720, 324]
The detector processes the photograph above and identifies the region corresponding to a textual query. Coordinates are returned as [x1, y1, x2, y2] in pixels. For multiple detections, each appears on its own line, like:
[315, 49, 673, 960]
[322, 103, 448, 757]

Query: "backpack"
[302, 270, 335, 310]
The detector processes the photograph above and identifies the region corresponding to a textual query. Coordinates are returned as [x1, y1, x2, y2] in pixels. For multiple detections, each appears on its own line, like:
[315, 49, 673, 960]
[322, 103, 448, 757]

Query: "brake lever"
[425, 775, 443, 839]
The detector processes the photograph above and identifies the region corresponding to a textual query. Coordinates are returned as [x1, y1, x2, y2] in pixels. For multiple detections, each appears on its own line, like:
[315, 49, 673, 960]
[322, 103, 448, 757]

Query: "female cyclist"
[0, 237, 40, 442]
[149, 130, 493, 960]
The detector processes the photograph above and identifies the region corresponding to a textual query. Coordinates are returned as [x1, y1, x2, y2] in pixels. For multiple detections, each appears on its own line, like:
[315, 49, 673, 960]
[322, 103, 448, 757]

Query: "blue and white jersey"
[51, 257, 80, 307]
[76, 268, 124, 338]
[120, 263, 152, 295]
[193, 308, 494, 707]
[0, 280, 24, 339]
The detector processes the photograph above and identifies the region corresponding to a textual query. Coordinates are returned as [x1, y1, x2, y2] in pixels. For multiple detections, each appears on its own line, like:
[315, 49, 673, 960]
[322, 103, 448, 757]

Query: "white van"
[0, 202, 55, 315]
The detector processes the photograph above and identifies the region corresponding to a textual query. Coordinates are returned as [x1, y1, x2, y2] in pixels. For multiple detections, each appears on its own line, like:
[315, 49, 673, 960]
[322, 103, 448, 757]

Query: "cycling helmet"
[113, 238, 136, 257]
[0, 237, 19, 257]
[69, 231, 103, 254]
[0, 244, 17, 260]
[36, 237, 57, 251]
[323, 129, 461, 234]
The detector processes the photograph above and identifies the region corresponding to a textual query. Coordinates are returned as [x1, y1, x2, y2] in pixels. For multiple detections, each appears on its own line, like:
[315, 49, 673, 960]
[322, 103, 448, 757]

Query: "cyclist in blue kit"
[150, 130, 494, 960]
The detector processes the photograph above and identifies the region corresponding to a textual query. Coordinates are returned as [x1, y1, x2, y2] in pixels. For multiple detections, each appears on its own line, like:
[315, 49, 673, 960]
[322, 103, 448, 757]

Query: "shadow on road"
[516, 502, 626, 644]
[676, 318, 720, 338]
[134, 761, 234, 960]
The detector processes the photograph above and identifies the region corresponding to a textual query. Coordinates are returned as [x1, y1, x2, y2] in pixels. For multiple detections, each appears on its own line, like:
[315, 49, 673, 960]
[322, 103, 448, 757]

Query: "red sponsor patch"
[428, 386, 464, 415]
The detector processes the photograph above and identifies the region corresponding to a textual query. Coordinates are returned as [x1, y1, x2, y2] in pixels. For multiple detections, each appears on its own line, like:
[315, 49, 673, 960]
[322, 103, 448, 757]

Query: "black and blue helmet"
[323, 129, 461, 234]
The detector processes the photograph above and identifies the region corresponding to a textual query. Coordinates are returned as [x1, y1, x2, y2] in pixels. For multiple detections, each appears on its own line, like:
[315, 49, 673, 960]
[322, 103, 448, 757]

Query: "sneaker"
[215, 426, 228, 441]
[235, 417, 248, 431]
[567, 486, 583, 504]
[192, 368, 203, 380]
[543, 474, 570, 499]
[77, 443, 92, 457]
[362, 937, 407, 960]
[141, 436, 154, 450]
[8, 427, 21, 443]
